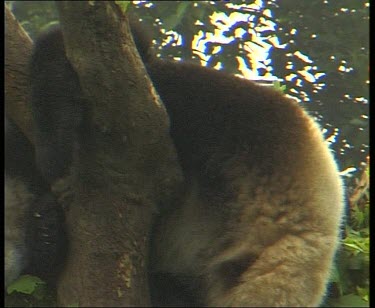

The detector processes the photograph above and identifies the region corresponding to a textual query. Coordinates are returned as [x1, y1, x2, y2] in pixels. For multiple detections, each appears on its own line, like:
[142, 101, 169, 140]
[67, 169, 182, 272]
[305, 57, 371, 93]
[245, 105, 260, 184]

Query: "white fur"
[5, 176, 34, 287]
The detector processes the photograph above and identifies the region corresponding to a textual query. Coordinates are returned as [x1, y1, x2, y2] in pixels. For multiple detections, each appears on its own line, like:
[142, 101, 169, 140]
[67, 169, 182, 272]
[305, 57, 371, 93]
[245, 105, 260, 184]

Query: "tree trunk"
[5, 1, 183, 306]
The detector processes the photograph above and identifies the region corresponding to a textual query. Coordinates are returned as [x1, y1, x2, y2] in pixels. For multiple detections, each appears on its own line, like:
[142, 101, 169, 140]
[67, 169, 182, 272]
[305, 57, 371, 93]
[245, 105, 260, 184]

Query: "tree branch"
[5, 5, 34, 143]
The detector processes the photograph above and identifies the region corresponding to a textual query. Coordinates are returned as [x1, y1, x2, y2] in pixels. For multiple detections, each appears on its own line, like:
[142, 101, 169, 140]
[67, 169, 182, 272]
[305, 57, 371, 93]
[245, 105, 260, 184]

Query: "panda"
[23, 18, 344, 307]
[5, 117, 66, 288]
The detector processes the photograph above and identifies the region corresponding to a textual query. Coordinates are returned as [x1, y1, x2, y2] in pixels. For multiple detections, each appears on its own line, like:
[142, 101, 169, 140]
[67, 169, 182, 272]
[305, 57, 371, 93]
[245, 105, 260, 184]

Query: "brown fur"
[27, 23, 344, 306]
[147, 59, 344, 307]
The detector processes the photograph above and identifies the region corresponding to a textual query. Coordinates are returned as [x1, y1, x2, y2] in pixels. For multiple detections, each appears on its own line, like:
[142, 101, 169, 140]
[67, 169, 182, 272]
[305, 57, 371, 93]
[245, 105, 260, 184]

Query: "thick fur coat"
[5, 19, 344, 306]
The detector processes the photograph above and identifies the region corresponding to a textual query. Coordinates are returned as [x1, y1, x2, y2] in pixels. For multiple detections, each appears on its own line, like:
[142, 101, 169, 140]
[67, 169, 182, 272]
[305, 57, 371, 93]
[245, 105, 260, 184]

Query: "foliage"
[272, 80, 286, 93]
[5, 1, 59, 39]
[115, 0, 131, 12]
[323, 164, 370, 307]
[5, 275, 57, 307]
[269, 0, 369, 172]
[7, 275, 45, 295]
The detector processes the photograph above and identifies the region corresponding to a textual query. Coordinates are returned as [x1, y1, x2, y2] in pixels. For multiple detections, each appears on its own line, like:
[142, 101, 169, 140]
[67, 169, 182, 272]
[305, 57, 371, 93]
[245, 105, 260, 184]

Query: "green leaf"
[115, 1, 131, 12]
[6, 275, 45, 295]
[356, 286, 369, 302]
[330, 294, 369, 307]
[163, 2, 191, 30]
[272, 80, 286, 93]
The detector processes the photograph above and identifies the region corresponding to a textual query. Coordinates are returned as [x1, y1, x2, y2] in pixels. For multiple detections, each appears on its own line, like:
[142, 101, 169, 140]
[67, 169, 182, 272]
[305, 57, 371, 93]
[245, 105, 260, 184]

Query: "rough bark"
[55, 2, 183, 306]
[4, 5, 34, 143]
[6, 1, 183, 306]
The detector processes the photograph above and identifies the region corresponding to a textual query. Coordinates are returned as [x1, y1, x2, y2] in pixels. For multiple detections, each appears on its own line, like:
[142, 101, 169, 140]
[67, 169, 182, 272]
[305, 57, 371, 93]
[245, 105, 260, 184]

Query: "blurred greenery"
[5, 1, 369, 307]
[5, 275, 56, 307]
